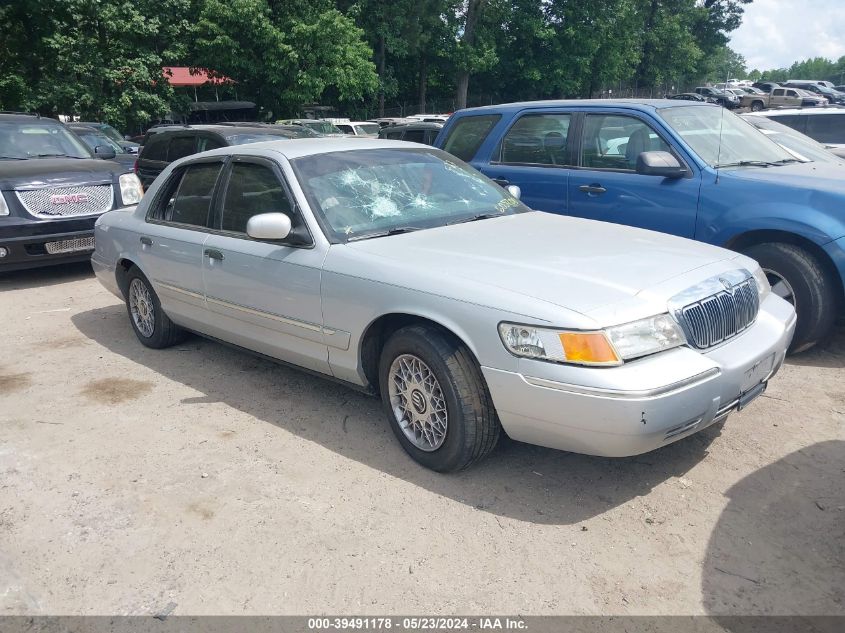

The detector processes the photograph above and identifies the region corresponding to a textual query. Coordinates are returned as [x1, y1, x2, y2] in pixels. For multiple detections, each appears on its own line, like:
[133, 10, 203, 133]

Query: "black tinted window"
[499, 113, 571, 165]
[167, 136, 197, 161]
[141, 135, 168, 161]
[441, 114, 501, 161]
[167, 163, 221, 227]
[221, 162, 292, 234]
[403, 129, 426, 143]
[805, 115, 844, 144]
[197, 136, 226, 152]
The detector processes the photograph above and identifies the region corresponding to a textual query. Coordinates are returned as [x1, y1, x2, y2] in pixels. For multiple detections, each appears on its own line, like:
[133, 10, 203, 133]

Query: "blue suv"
[435, 100, 845, 352]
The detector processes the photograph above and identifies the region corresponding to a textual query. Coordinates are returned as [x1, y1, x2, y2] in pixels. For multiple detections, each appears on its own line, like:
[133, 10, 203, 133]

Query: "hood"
[337, 212, 740, 319]
[0, 158, 127, 190]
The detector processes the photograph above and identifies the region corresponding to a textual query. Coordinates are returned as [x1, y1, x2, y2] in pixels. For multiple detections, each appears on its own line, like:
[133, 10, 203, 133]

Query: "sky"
[730, 0, 845, 71]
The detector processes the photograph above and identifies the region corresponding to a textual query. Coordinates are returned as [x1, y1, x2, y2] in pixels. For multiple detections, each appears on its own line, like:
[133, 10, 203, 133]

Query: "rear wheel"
[378, 325, 500, 472]
[125, 268, 186, 348]
[742, 242, 837, 353]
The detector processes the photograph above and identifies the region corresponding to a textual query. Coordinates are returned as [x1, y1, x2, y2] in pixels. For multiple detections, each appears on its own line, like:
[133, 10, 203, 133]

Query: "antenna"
[715, 64, 730, 184]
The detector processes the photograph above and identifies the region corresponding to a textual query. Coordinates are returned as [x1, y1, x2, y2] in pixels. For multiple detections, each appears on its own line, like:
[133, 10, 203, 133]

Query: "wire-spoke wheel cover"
[388, 354, 448, 451]
[129, 278, 155, 338]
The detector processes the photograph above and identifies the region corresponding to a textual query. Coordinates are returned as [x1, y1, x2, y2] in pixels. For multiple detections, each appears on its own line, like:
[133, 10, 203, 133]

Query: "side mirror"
[506, 185, 521, 200]
[636, 151, 686, 178]
[246, 212, 292, 241]
[94, 145, 116, 160]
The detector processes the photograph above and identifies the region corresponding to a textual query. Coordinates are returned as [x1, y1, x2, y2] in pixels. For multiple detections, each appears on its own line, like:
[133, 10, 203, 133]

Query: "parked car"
[668, 93, 714, 103]
[66, 124, 136, 170]
[0, 113, 143, 271]
[738, 86, 824, 111]
[369, 117, 419, 128]
[336, 121, 381, 137]
[783, 81, 845, 105]
[135, 124, 312, 189]
[694, 87, 739, 108]
[742, 113, 845, 163]
[378, 122, 443, 145]
[277, 119, 345, 136]
[748, 108, 845, 159]
[92, 138, 795, 471]
[77, 121, 140, 154]
[435, 99, 845, 352]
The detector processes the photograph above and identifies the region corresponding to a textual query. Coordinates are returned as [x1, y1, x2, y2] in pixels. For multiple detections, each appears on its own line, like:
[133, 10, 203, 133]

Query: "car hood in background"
[0, 158, 127, 190]
[336, 212, 739, 318]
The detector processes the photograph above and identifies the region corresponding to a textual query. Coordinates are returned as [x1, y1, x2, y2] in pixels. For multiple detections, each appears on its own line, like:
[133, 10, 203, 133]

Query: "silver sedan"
[92, 138, 796, 471]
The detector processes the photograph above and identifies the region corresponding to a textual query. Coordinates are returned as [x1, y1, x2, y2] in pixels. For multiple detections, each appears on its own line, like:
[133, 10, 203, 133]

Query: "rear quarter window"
[167, 135, 197, 161]
[441, 114, 501, 162]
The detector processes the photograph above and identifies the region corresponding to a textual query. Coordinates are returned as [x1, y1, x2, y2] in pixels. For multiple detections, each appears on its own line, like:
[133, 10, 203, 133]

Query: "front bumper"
[0, 217, 98, 271]
[481, 294, 796, 457]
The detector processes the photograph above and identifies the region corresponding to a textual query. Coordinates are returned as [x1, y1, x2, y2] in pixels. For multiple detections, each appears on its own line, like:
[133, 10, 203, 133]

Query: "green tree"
[193, 0, 377, 118]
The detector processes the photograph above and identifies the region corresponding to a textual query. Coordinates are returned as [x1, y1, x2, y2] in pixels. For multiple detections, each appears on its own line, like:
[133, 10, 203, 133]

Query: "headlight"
[605, 314, 687, 360]
[499, 323, 623, 366]
[0, 192, 8, 216]
[499, 315, 687, 367]
[751, 265, 771, 300]
[119, 173, 143, 206]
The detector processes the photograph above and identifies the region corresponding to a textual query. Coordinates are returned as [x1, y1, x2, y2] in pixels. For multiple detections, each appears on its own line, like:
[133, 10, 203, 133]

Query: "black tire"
[742, 242, 837, 353]
[751, 100, 764, 112]
[378, 325, 501, 472]
[124, 267, 186, 349]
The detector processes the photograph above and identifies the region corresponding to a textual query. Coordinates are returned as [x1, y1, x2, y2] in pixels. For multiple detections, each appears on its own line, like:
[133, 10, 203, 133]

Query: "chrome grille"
[676, 277, 759, 350]
[16, 185, 113, 218]
[44, 236, 95, 254]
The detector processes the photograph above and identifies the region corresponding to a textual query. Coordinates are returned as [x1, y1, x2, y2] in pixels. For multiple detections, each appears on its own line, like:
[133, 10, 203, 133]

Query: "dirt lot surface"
[1, 263, 842, 616]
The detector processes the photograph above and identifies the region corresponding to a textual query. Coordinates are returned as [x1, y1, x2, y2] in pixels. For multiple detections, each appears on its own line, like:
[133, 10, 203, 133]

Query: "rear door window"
[141, 135, 168, 162]
[197, 135, 226, 152]
[167, 135, 197, 161]
[497, 113, 571, 166]
[403, 129, 426, 143]
[166, 163, 222, 227]
[440, 114, 501, 162]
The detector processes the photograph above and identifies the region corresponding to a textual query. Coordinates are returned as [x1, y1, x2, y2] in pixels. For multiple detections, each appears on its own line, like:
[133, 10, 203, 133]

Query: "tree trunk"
[418, 55, 428, 113]
[377, 34, 386, 117]
[454, 0, 485, 110]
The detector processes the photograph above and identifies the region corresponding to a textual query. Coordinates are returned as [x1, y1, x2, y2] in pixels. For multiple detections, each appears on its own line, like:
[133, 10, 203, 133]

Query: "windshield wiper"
[770, 158, 801, 165]
[447, 212, 501, 225]
[0, 156, 26, 160]
[714, 160, 776, 168]
[32, 153, 84, 159]
[346, 226, 423, 242]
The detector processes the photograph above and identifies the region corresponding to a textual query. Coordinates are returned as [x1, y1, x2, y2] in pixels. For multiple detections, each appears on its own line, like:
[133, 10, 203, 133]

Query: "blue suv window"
[581, 115, 670, 171]
[497, 113, 571, 166]
[441, 114, 500, 161]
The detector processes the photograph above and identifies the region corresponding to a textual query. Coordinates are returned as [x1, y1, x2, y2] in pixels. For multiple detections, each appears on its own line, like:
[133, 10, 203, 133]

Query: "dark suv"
[135, 124, 312, 188]
[0, 113, 143, 271]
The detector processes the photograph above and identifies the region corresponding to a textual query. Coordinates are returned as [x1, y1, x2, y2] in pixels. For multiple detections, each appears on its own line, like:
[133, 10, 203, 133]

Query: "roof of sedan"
[454, 99, 715, 114]
[198, 137, 430, 160]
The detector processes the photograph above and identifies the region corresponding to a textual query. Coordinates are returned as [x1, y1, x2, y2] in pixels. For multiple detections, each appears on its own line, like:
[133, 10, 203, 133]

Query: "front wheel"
[378, 325, 501, 472]
[751, 100, 764, 112]
[742, 243, 837, 353]
[124, 268, 186, 348]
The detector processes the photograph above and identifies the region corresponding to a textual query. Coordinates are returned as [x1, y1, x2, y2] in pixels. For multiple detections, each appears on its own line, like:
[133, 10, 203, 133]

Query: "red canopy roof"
[162, 66, 233, 87]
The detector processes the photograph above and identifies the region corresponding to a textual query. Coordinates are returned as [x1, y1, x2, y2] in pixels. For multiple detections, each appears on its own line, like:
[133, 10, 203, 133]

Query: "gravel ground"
[0, 263, 842, 616]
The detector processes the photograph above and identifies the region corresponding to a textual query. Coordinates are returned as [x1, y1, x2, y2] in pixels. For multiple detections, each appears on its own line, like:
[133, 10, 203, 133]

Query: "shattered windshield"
[291, 148, 528, 241]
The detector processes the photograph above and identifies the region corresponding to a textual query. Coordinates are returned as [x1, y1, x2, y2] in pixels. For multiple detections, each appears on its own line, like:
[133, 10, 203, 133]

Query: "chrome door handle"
[578, 184, 607, 194]
[139, 236, 152, 246]
[204, 249, 224, 261]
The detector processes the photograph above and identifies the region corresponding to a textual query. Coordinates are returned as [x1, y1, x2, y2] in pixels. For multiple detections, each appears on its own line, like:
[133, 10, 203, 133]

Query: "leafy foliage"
[0, 0, 758, 129]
